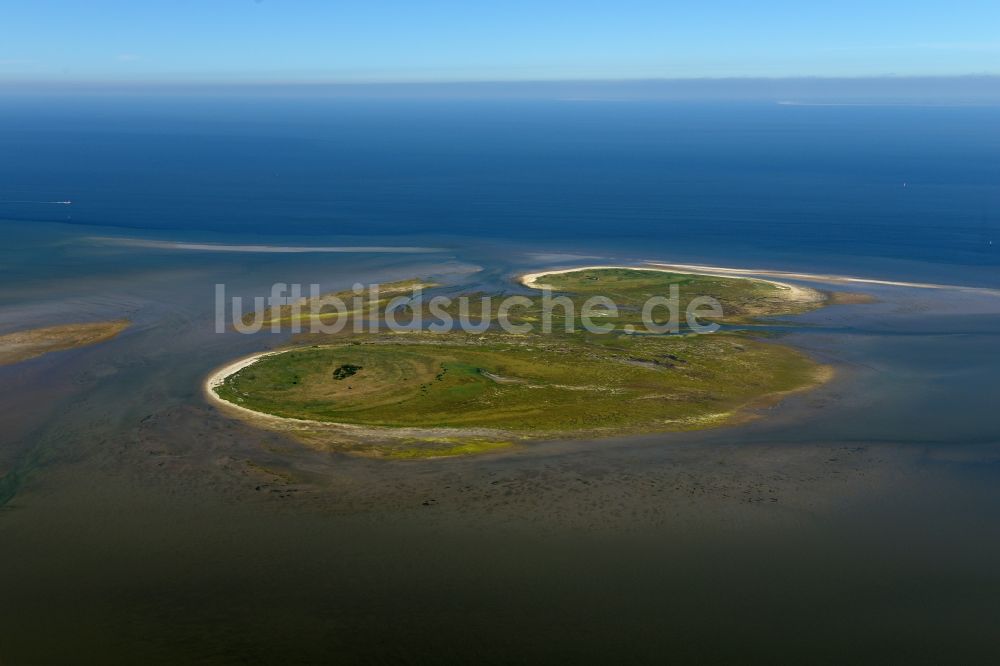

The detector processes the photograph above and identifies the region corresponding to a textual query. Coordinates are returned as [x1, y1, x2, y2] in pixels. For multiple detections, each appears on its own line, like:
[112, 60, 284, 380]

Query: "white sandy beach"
[645, 262, 1000, 294]
[518, 264, 826, 305]
[203, 350, 303, 423]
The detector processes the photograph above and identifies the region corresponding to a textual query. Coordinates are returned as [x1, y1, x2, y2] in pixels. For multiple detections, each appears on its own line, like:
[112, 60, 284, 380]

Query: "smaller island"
[0, 320, 129, 367]
[519, 266, 826, 322]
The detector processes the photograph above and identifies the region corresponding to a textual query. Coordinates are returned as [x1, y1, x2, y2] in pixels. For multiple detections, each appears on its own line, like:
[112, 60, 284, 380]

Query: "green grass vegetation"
[535, 268, 825, 324]
[216, 332, 824, 451]
[214, 268, 832, 458]
[378, 438, 514, 459]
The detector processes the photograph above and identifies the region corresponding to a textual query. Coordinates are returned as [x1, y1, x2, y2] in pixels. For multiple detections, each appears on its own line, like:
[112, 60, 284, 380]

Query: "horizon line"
[2, 73, 1000, 88]
[2, 75, 998, 102]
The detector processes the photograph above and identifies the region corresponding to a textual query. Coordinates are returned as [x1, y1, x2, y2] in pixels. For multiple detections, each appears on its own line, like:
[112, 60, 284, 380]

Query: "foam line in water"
[88, 237, 447, 254]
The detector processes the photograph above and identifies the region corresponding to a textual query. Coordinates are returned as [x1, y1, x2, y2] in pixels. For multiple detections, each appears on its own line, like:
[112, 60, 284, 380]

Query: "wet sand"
[0, 320, 129, 366]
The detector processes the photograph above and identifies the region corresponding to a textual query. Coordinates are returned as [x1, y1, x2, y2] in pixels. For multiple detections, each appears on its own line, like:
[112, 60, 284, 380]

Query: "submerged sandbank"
[0, 320, 129, 367]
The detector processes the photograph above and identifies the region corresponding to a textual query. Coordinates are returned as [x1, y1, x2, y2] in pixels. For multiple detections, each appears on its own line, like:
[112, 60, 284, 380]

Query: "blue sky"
[2, 0, 999, 83]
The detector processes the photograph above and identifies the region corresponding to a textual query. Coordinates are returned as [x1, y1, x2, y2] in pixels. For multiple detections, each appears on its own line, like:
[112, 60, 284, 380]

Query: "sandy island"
[0, 320, 129, 367]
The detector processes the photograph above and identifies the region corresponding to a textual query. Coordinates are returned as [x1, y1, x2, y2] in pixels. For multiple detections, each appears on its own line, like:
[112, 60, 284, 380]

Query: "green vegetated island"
[208, 267, 834, 458]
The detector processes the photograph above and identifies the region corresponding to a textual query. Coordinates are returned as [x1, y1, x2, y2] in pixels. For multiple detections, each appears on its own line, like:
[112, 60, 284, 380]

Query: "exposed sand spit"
[0, 320, 129, 366]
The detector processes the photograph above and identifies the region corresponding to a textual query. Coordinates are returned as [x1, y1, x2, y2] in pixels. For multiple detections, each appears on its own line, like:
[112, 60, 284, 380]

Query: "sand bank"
[646, 262, 1000, 295]
[0, 320, 129, 367]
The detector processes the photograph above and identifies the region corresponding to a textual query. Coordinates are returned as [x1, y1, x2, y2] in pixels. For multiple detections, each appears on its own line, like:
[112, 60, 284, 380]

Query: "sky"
[2, 0, 1000, 83]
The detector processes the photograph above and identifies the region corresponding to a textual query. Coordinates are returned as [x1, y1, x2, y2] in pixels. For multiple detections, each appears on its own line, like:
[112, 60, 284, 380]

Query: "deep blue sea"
[1, 95, 998, 284]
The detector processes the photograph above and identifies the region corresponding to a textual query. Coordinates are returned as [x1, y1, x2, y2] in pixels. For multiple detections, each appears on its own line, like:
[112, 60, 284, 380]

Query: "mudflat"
[0, 320, 129, 366]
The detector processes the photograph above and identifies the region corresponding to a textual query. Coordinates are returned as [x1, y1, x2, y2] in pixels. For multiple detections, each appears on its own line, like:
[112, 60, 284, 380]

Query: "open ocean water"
[1, 95, 999, 663]
[1, 96, 998, 275]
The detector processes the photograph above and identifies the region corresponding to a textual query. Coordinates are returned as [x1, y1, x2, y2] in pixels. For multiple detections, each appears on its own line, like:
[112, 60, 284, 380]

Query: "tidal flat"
[2, 222, 1000, 664]
[0, 320, 129, 366]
